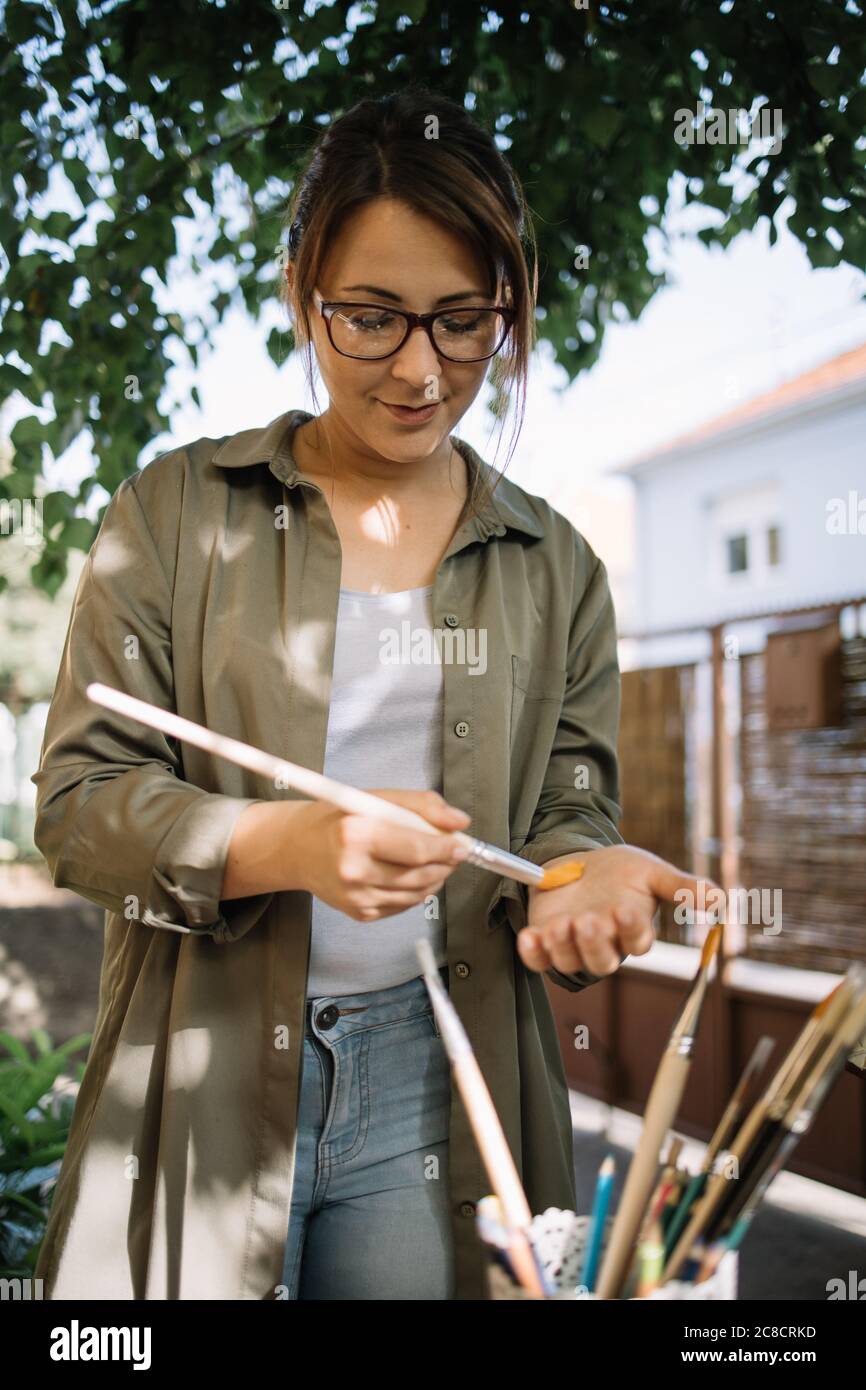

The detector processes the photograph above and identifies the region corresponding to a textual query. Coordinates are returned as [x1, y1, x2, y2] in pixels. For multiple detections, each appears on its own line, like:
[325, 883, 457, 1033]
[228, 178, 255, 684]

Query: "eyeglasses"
[313, 288, 515, 363]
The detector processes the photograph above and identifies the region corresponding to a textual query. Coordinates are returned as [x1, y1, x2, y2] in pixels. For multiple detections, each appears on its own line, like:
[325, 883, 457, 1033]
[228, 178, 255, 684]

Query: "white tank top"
[305, 584, 448, 997]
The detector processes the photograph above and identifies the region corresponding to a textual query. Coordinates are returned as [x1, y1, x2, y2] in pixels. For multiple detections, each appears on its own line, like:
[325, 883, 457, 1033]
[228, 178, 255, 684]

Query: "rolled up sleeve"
[31, 473, 274, 943]
[495, 544, 625, 992]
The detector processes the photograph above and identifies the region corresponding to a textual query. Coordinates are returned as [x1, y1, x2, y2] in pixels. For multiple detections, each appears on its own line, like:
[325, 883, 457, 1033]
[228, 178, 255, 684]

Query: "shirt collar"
[211, 409, 545, 542]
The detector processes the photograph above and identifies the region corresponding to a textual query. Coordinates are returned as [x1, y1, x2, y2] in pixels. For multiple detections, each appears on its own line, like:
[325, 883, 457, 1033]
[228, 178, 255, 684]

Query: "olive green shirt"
[32, 407, 624, 1300]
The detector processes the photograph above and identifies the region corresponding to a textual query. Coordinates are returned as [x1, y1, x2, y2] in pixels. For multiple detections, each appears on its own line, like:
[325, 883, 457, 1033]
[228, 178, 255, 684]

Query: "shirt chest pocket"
[508, 655, 568, 842]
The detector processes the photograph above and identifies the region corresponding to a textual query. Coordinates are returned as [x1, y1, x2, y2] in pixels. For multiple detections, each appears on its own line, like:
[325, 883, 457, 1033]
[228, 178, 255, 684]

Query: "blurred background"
[1, 0, 864, 1293]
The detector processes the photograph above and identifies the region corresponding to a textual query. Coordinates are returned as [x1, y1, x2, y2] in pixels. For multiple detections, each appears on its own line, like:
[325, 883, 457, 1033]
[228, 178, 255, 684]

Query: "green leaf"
[806, 66, 840, 100]
[0, 363, 33, 398]
[63, 157, 92, 199]
[41, 211, 76, 240]
[60, 517, 98, 552]
[582, 105, 625, 148]
[41, 491, 75, 532]
[55, 1034, 92, 1059]
[30, 1030, 53, 1058]
[29, 548, 69, 599]
[805, 234, 841, 269]
[2, 1191, 47, 1220]
[266, 326, 286, 367]
[9, 416, 46, 452]
[0, 1092, 35, 1145]
[0, 1034, 30, 1065]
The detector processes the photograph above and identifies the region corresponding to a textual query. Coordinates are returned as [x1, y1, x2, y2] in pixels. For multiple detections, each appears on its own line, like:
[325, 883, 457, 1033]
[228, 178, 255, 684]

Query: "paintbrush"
[664, 969, 860, 1280]
[663, 1035, 775, 1259]
[594, 924, 724, 1299]
[415, 938, 552, 1298]
[629, 1135, 682, 1274]
[86, 682, 585, 893]
[702, 1036, 776, 1177]
[476, 1195, 536, 1287]
[623, 1176, 675, 1299]
[692, 984, 866, 1287]
[696, 971, 866, 1256]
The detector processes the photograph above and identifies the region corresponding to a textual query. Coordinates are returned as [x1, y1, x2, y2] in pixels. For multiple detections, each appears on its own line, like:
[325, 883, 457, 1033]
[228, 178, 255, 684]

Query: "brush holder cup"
[483, 1208, 739, 1301]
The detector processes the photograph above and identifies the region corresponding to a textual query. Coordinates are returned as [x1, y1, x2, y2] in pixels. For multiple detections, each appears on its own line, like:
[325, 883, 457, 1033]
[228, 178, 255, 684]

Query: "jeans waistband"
[305, 965, 449, 1039]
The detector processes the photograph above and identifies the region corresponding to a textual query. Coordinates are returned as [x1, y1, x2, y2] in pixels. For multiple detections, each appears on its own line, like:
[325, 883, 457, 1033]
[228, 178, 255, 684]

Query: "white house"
[547, 476, 637, 634]
[613, 341, 866, 667]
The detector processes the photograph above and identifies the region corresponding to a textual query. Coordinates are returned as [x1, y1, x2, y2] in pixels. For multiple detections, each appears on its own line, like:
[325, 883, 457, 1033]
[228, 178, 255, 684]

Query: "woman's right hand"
[284, 789, 473, 920]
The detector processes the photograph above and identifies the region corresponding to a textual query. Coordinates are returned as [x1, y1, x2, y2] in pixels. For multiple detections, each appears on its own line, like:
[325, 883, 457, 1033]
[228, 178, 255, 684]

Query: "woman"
[33, 86, 710, 1301]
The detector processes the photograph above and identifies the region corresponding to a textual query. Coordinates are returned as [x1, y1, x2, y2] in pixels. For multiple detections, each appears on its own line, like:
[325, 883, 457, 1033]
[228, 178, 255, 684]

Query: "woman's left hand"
[517, 844, 720, 978]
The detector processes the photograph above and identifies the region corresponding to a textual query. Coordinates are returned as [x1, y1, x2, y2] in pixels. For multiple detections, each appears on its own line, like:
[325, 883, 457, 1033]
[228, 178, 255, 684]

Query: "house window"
[710, 482, 781, 590]
[727, 534, 749, 574]
[767, 525, 782, 566]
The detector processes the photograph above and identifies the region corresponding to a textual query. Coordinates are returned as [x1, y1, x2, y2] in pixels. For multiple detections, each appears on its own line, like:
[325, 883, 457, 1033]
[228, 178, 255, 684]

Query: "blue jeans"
[281, 966, 455, 1299]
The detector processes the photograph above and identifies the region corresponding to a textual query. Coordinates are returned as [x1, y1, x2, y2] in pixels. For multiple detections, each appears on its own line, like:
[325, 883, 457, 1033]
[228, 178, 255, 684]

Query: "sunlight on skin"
[284, 196, 505, 582]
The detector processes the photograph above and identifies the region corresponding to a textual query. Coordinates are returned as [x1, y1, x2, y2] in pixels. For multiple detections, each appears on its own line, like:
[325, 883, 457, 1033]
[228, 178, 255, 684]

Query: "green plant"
[0, 1028, 90, 1277]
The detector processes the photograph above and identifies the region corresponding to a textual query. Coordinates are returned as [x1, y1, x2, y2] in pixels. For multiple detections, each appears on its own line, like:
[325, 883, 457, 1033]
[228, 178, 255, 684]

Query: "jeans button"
[316, 1005, 339, 1030]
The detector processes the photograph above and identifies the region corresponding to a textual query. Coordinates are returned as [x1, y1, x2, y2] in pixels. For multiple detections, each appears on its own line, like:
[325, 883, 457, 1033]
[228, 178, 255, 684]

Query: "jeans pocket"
[423, 1005, 441, 1039]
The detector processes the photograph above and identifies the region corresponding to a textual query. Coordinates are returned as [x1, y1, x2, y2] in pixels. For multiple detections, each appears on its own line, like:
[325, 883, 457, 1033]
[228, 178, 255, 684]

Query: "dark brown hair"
[280, 83, 538, 519]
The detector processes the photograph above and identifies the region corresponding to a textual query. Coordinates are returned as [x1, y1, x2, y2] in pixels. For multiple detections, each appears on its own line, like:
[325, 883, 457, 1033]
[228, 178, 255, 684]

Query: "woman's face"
[290, 197, 499, 465]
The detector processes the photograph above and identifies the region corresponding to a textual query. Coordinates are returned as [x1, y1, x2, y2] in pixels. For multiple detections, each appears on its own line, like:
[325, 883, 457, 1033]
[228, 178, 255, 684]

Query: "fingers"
[614, 904, 655, 957]
[519, 912, 623, 976]
[519, 900, 658, 974]
[351, 884, 446, 921]
[328, 791, 472, 921]
[356, 858, 455, 893]
[645, 860, 723, 918]
[339, 809, 469, 878]
[373, 788, 471, 833]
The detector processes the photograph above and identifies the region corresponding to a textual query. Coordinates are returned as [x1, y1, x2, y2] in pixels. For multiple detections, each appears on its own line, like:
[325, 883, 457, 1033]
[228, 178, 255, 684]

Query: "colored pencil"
[635, 1218, 666, 1297]
[580, 1154, 615, 1293]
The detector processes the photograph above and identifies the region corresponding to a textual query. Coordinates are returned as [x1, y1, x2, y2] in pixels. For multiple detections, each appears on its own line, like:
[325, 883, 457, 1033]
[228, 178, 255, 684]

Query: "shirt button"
[316, 1005, 339, 1030]
[444, 613, 459, 627]
[459, 1201, 476, 1218]
[454, 720, 470, 737]
[455, 962, 470, 980]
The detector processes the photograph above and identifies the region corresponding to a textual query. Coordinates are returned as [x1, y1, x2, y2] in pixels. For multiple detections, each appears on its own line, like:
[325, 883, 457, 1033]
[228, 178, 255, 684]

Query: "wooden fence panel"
[617, 665, 695, 944]
[739, 636, 866, 972]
